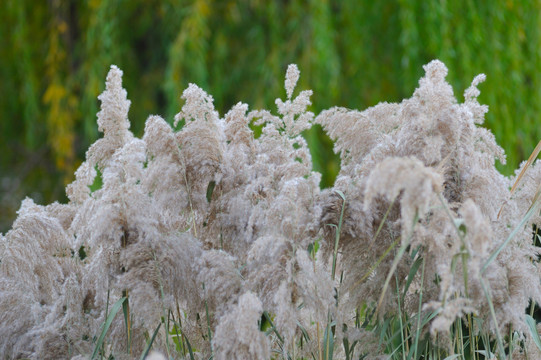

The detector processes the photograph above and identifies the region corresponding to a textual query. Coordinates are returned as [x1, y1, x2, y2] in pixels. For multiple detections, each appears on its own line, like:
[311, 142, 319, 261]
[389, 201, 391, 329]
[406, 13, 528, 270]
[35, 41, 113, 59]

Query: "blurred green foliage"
[1, 0, 540, 232]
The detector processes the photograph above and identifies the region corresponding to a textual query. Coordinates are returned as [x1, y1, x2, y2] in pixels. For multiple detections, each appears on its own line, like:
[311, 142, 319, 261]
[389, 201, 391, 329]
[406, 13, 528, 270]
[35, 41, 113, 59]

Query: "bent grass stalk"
[498, 139, 541, 219]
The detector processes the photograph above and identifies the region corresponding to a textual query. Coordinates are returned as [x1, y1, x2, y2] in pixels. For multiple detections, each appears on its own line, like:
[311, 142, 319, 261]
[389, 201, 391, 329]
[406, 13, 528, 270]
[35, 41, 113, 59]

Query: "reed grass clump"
[1, 61, 540, 359]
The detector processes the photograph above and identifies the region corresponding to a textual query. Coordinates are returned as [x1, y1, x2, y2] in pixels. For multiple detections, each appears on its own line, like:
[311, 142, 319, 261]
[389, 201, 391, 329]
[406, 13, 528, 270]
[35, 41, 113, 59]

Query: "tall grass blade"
[442, 355, 461, 360]
[263, 311, 285, 344]
[525, 314, 541, 352]
[122, 292, 131, 354]
[412, 257, 425, 360]
[323, 320, 334, 360]
[297, 321, 311, 342]
[483, 183, 541, 273]
[139, 322, 162, 360]
[171, 314, 196, 360]
[395, 276, 407, 360]
[206, 180, 216, 203]
[153, 251, 172, 359]
[498, 139, 541, 218]
[342, 329, 359, 360]
[354, 237, 400, 290]
[479, 278, 506, 359]
[375, 214, 418, 316]
[205, 295, 212, 352]
[184, 333, 196, 360]
[509, 139, 541, 195]
[350, 199, 399, 291]
[476, 350, 496, 359]
[91, 296, 127, 360]
[403, 255, 423, 300]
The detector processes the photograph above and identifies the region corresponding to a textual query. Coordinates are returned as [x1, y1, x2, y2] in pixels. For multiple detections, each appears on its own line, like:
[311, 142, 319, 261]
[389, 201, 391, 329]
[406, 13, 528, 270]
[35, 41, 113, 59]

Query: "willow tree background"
[1, 0, 540, 232]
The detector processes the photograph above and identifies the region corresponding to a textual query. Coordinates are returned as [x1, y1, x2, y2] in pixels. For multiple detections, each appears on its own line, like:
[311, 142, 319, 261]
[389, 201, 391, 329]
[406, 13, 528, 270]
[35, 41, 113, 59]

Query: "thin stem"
[331, 190, 346, 281]
[413, 257, 425, 360]
[153, 251, 172, 359]
[395, 275, 406, 360]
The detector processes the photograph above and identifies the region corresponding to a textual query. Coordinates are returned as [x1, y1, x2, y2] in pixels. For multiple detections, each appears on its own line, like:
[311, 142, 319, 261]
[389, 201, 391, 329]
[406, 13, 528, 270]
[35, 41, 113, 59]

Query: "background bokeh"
[1, 0, 540, 233]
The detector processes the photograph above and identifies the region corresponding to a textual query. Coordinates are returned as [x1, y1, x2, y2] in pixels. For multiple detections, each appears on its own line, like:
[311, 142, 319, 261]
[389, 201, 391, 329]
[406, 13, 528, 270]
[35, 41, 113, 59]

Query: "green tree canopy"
[1, 0, 540, 231]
